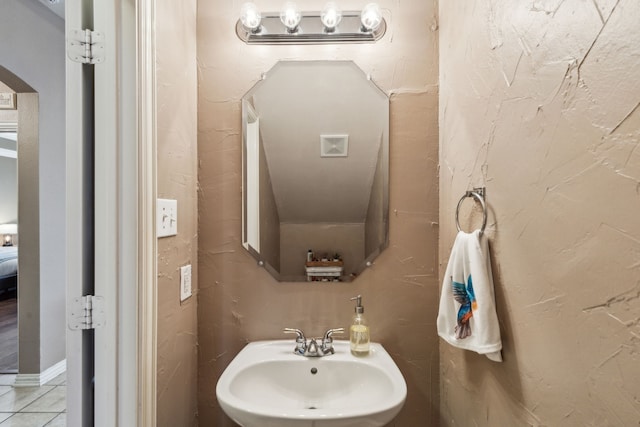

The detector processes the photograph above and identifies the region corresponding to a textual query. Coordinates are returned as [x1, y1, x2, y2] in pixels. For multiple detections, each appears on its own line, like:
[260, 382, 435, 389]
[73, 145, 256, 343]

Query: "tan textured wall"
[197, 1, 439, 425]
[156, 0, 199, 425]
[439, 1, 640, 426]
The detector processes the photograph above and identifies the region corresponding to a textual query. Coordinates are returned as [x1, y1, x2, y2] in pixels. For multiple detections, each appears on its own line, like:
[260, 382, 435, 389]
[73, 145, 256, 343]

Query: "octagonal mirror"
[242, 61, 389, 282]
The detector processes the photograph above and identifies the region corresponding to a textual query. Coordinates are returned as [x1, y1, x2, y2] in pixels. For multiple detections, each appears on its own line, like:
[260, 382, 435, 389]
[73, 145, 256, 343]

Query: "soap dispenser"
[349, 295, 370, 356]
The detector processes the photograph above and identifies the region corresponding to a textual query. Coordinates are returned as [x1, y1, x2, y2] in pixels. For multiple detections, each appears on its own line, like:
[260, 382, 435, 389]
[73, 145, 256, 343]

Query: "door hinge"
[67, 29, 105, 64]
[69, 295, 106, 330]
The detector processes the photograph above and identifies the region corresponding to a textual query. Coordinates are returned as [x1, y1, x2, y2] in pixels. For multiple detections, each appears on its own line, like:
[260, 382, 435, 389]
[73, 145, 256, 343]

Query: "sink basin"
[216, 340, 407, 427]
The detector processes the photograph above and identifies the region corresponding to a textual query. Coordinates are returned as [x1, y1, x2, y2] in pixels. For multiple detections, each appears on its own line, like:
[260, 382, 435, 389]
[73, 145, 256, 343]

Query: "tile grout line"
[0, 412, 60, 426]
[13, 386, 57, 413]
[0, 374, 66, 424]
[18, 385, 66, 413]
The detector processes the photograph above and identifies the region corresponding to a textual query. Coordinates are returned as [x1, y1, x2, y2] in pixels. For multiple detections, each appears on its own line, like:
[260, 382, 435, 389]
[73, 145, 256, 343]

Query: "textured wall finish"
[156, 0, 199, 425]
[197, 1, 439, 425]
[439, 0, 640, 425]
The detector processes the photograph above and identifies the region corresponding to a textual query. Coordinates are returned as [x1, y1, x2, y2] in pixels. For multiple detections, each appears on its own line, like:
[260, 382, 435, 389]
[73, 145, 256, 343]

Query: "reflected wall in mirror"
[242, 61, 389, 282]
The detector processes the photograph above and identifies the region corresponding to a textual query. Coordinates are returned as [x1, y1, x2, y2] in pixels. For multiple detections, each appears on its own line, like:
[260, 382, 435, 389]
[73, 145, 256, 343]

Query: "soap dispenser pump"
[349, 295, 370, 356]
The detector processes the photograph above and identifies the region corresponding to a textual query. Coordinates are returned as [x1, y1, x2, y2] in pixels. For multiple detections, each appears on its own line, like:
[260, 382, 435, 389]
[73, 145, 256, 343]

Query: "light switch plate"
[157, 199, 177, 238]
[180, 264, 192, 302]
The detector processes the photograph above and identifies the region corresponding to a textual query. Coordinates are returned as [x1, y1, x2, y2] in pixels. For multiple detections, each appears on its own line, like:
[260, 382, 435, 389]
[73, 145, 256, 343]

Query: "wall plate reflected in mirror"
[241, 61, 389, 282]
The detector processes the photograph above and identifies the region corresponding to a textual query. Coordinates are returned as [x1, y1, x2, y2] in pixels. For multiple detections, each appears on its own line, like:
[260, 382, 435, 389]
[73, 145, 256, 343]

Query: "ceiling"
[247, 61, 388, 224]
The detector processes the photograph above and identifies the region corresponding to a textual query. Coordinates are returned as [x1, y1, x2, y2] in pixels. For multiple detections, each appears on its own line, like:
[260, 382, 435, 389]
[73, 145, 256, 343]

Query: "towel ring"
[455, 188, 487, 235]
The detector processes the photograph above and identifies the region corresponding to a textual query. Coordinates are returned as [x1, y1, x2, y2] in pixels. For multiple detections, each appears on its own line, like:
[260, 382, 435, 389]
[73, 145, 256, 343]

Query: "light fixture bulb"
[360, 3, 382, 31]
[280, 2, 302, 33]
[240, 2, 262, 32]
[321, 2, 342, 32]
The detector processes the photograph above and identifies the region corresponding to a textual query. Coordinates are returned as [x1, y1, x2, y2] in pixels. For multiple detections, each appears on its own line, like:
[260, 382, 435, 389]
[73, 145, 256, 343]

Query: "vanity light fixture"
[280, 2, 302, 33]
[321, 2, 342, 33]
[236, 2, 386, 44]
[360, 3, 383, 31]
[240, 2, 262, 33]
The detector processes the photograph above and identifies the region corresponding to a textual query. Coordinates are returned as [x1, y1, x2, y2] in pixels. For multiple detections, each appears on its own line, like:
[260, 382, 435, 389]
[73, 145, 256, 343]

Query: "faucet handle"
[283, 328, 306, 339]
[283, 328, 307, 355]
[323, 328, 345, 341]
[321, 328, 345, 354]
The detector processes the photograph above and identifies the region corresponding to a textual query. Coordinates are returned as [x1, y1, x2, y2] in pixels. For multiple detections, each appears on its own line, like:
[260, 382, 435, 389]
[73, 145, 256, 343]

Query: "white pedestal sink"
[216, 340, 407, 427]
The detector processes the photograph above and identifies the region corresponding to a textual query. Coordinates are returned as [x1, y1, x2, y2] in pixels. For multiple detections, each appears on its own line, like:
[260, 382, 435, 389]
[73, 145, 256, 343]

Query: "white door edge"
[137, 0, 158, 424]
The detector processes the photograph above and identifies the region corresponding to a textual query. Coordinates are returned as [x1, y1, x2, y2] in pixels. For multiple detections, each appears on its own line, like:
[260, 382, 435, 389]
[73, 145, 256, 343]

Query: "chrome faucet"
[283, 328, 344, 357]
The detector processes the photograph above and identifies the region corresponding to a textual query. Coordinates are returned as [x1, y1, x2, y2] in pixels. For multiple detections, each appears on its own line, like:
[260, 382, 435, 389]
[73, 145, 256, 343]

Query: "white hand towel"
[437, 230, 502, 362]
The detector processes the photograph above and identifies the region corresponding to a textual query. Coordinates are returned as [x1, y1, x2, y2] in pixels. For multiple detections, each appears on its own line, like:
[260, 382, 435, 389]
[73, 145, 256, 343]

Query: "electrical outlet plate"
[180, 264, 192, 302]
[157, 199, 177, 238]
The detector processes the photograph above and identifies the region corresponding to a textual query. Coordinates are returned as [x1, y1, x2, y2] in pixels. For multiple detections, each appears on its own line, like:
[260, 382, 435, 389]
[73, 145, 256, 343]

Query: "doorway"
[0, 121, 18, 373]
[3, 0, 150, 423]
[1, 0, 66, 387]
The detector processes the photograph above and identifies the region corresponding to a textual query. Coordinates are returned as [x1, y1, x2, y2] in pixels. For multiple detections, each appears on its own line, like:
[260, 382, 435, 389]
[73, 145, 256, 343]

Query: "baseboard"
[13, 359, 66, 387]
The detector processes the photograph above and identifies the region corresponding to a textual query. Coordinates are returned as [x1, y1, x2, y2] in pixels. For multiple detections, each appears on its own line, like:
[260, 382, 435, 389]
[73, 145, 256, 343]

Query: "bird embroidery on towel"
[452, 275, 477, 339]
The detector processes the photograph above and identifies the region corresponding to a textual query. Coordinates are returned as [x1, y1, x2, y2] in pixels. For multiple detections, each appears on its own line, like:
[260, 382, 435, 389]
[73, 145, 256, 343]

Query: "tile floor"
[0, 373, 65, 426]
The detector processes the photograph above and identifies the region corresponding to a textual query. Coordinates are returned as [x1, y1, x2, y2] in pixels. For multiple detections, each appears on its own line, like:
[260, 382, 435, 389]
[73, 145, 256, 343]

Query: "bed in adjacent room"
[0, 246, 17, 299]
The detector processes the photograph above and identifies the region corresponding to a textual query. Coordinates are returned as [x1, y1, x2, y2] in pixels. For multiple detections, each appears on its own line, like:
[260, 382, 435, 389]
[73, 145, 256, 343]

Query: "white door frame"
[65, 1, 97, 424]
[66, 0, 156, 424]
[136, 0, 158, 424]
